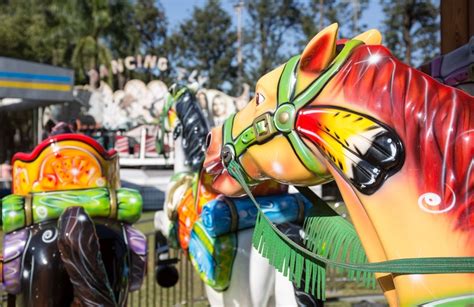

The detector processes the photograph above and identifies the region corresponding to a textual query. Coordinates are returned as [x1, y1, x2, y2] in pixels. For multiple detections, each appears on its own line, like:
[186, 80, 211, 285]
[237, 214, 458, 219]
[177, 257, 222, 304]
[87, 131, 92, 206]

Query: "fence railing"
[0, 216, 383, 307]
[128, 222, 208, 307]
[0, 216, 208, 307]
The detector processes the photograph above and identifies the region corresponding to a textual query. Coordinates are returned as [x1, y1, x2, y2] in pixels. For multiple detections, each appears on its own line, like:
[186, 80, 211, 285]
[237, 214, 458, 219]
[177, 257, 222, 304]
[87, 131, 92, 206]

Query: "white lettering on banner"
[124, 56, 136, 70]
[111, 59, 124, 74]
[143, 55, 157, 70]
[157, 57, 168, 71]
[109, 54, 168, 75]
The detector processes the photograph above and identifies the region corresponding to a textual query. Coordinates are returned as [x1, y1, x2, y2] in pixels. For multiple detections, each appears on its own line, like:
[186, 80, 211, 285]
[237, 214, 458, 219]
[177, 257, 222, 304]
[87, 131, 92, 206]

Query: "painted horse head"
[1, 134, 146, 306]
[205, 24, 474, 305]
[158, 84, 211, 171]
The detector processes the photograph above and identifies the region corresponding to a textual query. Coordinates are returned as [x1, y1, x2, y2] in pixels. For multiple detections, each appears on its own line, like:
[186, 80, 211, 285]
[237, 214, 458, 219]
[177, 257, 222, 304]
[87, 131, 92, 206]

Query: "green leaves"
[168, 0, 238, 92]
[0, 0, 168, 85]
[245, 0, 303, 79]
[380, 0, 439, 66]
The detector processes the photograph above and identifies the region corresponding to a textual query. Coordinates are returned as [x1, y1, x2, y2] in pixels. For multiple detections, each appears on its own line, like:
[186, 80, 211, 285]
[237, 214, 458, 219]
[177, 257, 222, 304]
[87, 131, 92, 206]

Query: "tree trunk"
[259, 19, 268, 75]
[402, 5, 413, 65]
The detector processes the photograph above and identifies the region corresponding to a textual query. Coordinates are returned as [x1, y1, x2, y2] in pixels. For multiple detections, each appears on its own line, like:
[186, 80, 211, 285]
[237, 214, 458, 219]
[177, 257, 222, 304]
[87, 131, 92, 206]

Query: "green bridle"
[156, 87, 188, 157]
[219, 39, 474, 294]
[221, 39, 363, 182]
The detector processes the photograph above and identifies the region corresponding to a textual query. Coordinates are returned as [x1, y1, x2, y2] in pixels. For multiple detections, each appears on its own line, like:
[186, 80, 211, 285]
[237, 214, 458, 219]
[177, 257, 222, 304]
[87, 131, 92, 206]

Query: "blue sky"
[159, 0, 387, 89]
[161, 0, 385, 35]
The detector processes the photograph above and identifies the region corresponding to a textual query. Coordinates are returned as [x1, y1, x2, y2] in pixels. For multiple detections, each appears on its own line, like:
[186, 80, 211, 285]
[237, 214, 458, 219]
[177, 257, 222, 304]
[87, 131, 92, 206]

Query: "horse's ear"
[353, 29, 382, 45]
[299, 23, 339, 74]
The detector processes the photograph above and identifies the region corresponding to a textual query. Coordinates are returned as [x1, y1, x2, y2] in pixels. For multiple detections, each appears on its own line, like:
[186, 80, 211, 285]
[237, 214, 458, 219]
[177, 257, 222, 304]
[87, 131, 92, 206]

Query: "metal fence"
[0, 218, 384, 307]
[0, 217, 208, 307]
[128, 220, 208, 307]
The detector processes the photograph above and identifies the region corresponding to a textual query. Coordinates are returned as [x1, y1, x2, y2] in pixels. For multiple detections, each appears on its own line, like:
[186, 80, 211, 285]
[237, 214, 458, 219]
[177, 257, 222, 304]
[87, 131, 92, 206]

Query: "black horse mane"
[175, 88, 211, 172]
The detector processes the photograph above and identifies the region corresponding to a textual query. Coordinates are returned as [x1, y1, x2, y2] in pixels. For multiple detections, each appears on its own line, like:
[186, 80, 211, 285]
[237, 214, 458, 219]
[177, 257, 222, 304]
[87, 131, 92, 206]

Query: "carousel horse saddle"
[200, 193, 312, 237]
[188, 221, 237, 291]
[187, 193, 312, 291]
[0, 134, 147, 295]
[1, 187, 142, 233]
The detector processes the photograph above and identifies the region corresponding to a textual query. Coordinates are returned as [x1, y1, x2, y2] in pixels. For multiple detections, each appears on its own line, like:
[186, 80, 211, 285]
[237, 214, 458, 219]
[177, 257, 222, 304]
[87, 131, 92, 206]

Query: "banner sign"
[110, 55, 168, 74]
[0, 57, 74, 101]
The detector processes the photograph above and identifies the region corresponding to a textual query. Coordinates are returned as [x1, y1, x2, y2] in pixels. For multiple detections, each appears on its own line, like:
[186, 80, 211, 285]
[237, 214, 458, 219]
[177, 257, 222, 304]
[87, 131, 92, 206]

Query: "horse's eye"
[255, 93, 265, 105]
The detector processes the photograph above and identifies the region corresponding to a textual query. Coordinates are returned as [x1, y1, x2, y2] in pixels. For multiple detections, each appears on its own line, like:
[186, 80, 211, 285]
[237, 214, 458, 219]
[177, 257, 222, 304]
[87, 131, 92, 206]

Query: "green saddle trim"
[227, 159, 474, 300]
[189, 220, 237, 291]
[1, 187, 143, 233]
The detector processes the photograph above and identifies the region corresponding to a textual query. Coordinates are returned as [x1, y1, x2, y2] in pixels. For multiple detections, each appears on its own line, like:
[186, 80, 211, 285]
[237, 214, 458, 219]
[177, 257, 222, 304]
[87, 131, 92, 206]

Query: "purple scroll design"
[124, 225, 147, 291]
[3, 229, 29, 294]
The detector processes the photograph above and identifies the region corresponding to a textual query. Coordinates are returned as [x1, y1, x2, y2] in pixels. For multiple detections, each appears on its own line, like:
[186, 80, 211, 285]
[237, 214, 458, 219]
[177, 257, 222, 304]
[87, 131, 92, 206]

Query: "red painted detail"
[300, 44, 473, 234]
[114, 135, 129, 154]
[295, 109, 323, 148]
[336, 38, 349, 45]
[145, 135, 157, 153]
[12, 134, 117, 164]
[300, 33, 332, 72]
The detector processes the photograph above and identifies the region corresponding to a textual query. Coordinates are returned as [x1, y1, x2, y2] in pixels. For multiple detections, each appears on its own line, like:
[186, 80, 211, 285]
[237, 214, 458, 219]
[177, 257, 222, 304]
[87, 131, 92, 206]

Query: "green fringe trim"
[303, 215, 376, 288]
[252, 211, 376, 300]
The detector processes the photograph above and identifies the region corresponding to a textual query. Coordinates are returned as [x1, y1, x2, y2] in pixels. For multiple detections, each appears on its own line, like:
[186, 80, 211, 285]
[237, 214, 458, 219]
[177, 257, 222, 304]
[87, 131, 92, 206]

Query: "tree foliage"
[381, 0, 439, 66]
[244, 0, 302, 80]
[127, 0, 169, 84]
[300, 0, 369, 42]
[70, 0, 114, 84]
[0, 0, 441, 89]
[168, 0, 237, 92]
[134, 0, 168, 55]
[0, 0, 168, 85]
[0, 0, 76, 66]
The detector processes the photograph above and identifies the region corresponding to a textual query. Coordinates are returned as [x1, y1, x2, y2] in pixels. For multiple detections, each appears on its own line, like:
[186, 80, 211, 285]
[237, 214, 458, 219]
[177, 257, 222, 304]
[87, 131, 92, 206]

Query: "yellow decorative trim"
[0, 80, 71, 91]
[24, 194, 33, 226]
[13, 140, 115, 195]
[109, 189, 117, 219]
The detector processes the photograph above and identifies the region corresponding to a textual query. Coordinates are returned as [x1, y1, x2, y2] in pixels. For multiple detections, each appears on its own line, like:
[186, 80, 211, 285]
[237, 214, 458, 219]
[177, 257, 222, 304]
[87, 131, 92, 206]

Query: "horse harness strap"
[222, 39, 364, 179]
[222, 39, 474, 275]
[226, 159, 474, 275]
[222, 197, 239, 233]
[108, 188, 118, 219]
[24, 194, 33, 227]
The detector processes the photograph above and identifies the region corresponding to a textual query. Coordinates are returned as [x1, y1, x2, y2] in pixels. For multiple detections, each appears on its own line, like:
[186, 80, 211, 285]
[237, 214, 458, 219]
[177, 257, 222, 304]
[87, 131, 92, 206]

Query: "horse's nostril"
[205, 132, 212, 149]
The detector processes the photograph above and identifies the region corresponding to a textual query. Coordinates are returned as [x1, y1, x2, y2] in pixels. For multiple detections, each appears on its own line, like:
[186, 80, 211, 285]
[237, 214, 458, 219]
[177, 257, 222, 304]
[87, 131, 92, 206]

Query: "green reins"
[219, 39, 474, 297]
[227, 159, 474, 275]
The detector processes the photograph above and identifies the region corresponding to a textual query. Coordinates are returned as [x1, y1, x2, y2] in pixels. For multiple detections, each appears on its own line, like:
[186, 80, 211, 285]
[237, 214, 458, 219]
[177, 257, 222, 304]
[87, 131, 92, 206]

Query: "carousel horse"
[0, 134, 146, 306]
[204, 24, 474, 306]
[156, 83, 251, 159]
[420, 36, 474, 96]
[153, 85, 321, 306]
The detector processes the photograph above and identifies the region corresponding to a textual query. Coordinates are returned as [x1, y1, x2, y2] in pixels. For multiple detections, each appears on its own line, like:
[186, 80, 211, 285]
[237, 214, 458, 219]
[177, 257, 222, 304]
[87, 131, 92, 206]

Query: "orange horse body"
[204, 24, 473, 306]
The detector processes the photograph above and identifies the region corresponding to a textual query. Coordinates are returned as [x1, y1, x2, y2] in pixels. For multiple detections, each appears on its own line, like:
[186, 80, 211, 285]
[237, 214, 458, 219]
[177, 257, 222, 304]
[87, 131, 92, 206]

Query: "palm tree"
[71, 0, 113, 86]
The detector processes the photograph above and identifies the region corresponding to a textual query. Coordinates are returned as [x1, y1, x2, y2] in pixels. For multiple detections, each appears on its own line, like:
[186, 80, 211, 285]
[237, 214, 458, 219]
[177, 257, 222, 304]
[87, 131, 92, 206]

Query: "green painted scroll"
[1, 187, 142, 233]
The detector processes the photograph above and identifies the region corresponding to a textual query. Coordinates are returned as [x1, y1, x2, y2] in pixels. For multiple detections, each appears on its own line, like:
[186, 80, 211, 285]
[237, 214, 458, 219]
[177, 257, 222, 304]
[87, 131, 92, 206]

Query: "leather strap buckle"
[253, 112, 275, 143]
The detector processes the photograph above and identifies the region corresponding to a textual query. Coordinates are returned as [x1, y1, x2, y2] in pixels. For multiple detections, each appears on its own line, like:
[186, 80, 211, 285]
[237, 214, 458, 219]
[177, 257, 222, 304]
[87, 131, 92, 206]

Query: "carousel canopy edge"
[0, 56, 74, 106]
